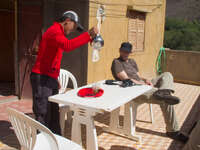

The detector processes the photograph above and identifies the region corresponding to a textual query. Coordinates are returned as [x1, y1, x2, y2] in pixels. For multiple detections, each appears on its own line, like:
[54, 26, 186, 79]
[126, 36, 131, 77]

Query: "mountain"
[166, 0, 200, 21]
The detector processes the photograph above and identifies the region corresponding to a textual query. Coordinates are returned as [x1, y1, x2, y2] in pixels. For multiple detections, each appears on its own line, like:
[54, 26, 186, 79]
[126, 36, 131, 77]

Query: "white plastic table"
[49, 80, 152, 150]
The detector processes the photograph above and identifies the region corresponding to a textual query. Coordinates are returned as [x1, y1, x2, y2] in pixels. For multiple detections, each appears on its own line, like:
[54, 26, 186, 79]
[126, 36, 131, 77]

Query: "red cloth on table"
[78, 88, 104, 98]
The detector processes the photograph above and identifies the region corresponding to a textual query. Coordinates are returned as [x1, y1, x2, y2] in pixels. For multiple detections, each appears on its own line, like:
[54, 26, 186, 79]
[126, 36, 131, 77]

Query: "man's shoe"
[166, 131, 189, 143]
[153, 89, 180, 105]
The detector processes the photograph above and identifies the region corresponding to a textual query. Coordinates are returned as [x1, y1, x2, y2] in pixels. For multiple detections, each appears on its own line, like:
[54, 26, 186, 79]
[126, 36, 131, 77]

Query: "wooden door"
[0, 0, 15, 81]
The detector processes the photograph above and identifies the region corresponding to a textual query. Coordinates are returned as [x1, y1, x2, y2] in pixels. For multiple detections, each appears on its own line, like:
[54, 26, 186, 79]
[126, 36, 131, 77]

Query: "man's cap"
[120, 42, 132, 53]
[62, 11, 84, 32]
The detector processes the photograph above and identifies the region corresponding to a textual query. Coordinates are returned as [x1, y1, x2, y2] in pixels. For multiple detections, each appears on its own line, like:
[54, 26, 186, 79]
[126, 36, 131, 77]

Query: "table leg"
[103, 101, 141, 143]
[123, 101, 141, 142]
[103, 107, 120, 131]
[86, 116, 98, 150]
[71, 112, 82, 145]
[71, 106, 99, 150]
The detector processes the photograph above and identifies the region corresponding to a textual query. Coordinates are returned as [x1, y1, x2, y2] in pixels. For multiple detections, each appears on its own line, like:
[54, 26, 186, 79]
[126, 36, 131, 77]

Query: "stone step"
[0, 96, 18, 104]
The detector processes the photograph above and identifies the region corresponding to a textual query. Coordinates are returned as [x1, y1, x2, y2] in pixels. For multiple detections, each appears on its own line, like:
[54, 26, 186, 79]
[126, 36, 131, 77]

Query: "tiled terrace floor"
[0, 83, 199, 150]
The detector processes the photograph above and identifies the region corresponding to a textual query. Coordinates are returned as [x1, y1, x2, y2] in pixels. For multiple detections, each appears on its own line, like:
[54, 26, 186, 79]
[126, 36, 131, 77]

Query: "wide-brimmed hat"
[120, 42, 132, 53]
[62, 11, 84, 32]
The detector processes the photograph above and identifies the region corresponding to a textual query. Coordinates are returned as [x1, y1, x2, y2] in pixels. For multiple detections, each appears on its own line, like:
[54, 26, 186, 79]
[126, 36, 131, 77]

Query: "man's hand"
[131, 79, 145, 85]
[88, 26, 99, 39]
[145, 79, 154, 87]
[57, 80, 61, 90]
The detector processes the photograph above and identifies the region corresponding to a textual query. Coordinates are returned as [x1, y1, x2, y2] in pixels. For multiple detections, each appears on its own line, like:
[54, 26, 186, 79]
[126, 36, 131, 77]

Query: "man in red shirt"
[30, 11, 98, 134]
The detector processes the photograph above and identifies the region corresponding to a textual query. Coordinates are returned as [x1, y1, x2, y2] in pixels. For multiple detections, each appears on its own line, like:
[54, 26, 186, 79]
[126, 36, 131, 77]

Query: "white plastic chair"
[58, 69, 78, 136]
[7, 107, 82, 150]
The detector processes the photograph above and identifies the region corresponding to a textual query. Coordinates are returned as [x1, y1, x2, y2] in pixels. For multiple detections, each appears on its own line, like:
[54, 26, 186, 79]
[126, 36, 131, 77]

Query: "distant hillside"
[166, 0, 200, 21]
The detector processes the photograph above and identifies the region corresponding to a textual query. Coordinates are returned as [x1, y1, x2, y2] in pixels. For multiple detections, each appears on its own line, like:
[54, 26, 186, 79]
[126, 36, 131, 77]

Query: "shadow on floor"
[0, 113, 35, 149]
[0, 120, 14, 138]
[168, 94, 200, 150]
[99, 146, 138, 150]
[136, 126, 166, 137]
[180, 94, 200, 134]
[168, 141, 184, 150]
[63, 122, 106, 149]
[95, 111, 166, 139]
[95, 112, 153, 128]
[110, 145, 138, 150]
[0, 82, 15, 96]
[99, 145, 138, 150]
[0, 120, 19, 149]
[95, 112, 110, 126]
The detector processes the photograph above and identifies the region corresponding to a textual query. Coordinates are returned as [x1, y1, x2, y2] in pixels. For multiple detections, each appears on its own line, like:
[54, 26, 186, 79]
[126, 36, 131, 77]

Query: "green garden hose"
[156, 47, 166, 75]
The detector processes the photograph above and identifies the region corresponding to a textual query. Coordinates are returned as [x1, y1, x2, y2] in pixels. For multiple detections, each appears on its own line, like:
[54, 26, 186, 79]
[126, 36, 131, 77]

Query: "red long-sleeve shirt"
[32, 22, 91, 79]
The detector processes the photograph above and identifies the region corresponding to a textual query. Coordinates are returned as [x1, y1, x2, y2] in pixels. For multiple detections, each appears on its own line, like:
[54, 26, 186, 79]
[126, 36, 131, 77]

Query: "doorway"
[0, 0, 15, 96]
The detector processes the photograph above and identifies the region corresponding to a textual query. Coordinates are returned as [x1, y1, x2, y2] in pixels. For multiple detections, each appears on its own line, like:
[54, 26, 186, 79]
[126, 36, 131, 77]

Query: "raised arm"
[116, 71, 145, 85]
[55, 32, 91, 52]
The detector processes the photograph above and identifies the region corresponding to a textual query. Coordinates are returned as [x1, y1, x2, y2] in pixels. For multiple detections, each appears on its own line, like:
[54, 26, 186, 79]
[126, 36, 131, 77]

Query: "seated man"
[111, 42, 188, 143]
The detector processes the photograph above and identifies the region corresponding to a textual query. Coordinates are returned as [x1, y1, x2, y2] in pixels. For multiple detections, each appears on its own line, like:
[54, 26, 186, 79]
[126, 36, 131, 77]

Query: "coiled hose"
[156, 47, 166, 75]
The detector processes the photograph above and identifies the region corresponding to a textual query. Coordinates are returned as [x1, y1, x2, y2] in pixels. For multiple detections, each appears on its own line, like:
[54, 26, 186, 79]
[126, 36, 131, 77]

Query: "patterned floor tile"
[0, 83, 199, 150]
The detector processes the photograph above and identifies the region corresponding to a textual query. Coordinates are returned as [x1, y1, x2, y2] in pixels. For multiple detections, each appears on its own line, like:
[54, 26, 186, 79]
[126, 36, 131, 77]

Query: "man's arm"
[55, 32, 91, 52]
[116, 71, 145, 85]
[55, 27, 98, 52]
[136, 72, 153, 86]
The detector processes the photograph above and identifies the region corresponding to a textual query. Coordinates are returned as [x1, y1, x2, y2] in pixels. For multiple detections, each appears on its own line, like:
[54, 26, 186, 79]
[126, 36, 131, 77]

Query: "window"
[127, 10, 146, 52]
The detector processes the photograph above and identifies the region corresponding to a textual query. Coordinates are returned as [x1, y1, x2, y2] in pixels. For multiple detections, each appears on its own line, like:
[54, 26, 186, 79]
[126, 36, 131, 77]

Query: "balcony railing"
[163, 49, 200, 85]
